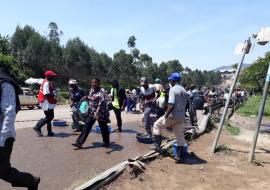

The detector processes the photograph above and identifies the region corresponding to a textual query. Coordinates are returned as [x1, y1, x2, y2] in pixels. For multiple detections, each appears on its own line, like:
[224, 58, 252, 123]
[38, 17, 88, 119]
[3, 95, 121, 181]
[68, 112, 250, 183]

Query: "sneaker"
[47, 132, 55, 137]
[73, 128, 81, 132]
[72, 142, 82, 149]
[33, 127, 43, 137]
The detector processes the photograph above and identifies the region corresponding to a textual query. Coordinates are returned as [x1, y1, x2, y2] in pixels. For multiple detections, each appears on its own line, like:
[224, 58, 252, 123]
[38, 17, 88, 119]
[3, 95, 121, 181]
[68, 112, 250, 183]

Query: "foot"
[33, 127, 43, 137]
[72, 142, 82, 149]
[73, 128, 81, 132]
[29, 176, 40, 190]
[102, 143, 110, 148]
[113, 128, 122, 133]
[47, 132, 55, 137]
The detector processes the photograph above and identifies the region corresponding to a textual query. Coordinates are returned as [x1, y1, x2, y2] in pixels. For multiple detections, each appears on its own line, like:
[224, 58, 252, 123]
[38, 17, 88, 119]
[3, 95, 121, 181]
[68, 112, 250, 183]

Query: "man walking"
[69, 79, 85, 132]
[0, 71, 40, 189]
[33, 70, 57, 137]
[152, 72, 188, 163]
[109, 79, 126, 132]
[139, 77, 158, 137]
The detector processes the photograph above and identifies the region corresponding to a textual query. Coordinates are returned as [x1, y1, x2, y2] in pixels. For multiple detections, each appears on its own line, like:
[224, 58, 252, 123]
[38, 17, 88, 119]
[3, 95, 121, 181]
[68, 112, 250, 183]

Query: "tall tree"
[48, 22, 63, 43]
[127, 35, 136, 49]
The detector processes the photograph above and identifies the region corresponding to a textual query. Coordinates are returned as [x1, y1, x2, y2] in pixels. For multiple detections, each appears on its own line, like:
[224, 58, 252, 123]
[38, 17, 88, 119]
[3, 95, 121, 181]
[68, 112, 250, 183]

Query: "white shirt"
[39, 81, 56, 111]
[0, 82, 16, 147]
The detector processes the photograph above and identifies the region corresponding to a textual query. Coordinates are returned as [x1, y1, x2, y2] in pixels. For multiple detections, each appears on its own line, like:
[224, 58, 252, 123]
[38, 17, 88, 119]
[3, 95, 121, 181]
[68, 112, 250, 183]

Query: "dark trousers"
[35, 109, 54, 133]
[189, 104, 197, 125]
[113, 107, 122, 130]
[0, 138, 36, 189]
[76, 117, 110, 145]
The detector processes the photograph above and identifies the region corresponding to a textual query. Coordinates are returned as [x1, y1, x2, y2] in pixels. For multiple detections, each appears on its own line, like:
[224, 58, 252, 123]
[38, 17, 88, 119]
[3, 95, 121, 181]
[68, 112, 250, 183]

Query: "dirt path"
[105, 125, 270, 190]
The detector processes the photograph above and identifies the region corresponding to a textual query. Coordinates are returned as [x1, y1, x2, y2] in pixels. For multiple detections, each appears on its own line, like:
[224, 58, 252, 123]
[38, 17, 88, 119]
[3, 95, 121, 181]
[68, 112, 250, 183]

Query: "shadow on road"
[180, 152, 207, 165]
[53, 132, 73, 138]
[80, 141, 124, 153]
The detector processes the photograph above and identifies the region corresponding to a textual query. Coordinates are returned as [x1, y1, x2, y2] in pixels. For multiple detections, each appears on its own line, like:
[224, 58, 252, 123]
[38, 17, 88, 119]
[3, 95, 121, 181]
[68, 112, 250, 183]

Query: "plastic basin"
[95, 125, 112, 133]
[136, 133, 153, 144]
[52, 120, 67, 127]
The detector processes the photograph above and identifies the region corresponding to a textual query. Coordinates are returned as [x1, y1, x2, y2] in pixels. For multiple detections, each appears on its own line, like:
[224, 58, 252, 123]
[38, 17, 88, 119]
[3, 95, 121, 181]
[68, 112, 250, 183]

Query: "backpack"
[192, 92, 204, 110]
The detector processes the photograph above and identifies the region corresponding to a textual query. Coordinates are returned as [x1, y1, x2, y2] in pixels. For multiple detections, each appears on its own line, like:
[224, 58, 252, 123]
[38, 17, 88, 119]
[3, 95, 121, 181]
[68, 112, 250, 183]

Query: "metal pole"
[212, 38, 251, 153]
[248, 64, 270, 162]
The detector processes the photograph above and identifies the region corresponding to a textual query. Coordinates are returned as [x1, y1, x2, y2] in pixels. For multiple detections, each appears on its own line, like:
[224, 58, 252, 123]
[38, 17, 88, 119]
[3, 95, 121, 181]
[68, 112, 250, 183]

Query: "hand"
[94, 112, 99, 120]
[162, 117, 166, 126]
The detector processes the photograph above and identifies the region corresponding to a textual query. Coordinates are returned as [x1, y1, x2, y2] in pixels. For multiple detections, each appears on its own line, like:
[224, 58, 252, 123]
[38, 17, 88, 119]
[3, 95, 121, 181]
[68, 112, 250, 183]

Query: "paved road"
[0, 106, 149, 190]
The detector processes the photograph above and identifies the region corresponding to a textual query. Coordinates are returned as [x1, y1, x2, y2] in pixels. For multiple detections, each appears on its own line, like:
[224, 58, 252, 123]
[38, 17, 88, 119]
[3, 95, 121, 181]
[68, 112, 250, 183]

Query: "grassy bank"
[236, 96, 270, 117]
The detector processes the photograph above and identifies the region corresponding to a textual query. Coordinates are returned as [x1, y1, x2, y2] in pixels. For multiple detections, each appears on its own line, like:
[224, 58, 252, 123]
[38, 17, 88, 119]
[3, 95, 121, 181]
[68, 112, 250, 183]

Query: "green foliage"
[236, 96, 270, 117]
[1, 23, 222, 90]
[181, 70, 221, 86]
[0, 35, 11, 55]
[127, 35, 136, 49]
[239, 53, 270, 93]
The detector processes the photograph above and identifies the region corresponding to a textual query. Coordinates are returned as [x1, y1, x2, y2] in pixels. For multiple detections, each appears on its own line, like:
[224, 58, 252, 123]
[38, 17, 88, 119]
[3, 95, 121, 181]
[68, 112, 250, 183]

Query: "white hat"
[69, 79, 78, 85]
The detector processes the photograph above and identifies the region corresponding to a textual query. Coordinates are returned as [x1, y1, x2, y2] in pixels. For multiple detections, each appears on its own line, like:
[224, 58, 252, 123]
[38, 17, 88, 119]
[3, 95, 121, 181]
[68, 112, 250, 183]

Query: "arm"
[164, 88, 175, 118]
[0, 83, 16, 147]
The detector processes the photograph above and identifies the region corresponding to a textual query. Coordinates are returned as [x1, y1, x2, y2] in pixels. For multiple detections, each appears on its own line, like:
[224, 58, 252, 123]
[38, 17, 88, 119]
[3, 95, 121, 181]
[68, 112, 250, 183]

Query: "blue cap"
[168, 72, 181, 81]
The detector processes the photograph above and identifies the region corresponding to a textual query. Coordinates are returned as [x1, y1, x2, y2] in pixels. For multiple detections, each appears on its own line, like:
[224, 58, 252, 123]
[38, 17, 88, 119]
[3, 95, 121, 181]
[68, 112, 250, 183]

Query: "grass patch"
[236, 96, 270, 117]
[224, 121, 240, 136]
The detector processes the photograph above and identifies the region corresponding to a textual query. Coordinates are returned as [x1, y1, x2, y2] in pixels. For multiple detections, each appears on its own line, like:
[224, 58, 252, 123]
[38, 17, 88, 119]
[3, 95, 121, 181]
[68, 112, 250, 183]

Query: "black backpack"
[192, 92, 204, 110]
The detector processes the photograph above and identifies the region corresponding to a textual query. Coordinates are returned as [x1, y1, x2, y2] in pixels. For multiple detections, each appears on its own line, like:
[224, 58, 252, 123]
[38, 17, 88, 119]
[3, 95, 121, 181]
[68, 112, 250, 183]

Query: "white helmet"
[69, 79, 78, 85]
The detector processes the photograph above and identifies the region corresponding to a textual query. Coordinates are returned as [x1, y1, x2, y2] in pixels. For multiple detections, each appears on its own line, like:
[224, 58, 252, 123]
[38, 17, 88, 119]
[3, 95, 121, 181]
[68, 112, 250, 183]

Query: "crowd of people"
[0, 69, 248, 189]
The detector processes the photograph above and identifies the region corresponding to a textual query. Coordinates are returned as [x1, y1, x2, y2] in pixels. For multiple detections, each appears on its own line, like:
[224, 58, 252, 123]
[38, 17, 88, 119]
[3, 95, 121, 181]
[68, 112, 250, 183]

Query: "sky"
[1, 0, 270, 70]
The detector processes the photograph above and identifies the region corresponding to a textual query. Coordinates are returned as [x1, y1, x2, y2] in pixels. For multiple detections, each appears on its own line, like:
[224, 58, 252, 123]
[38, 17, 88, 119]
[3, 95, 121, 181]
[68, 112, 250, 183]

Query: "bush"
[236, 96, 270, 117]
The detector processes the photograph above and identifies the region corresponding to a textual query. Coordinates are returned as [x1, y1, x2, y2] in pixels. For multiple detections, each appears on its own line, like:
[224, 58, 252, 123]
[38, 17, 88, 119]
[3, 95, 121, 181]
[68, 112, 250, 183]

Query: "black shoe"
[174, 146, 184, 163]
[29, 176, 40, 190]
[102, 143, 110, 148]
[47, 132, 54, 137]
[72, 143, 82, 149]
[33, 127, 43, 137]
[113, 128, 122, 133]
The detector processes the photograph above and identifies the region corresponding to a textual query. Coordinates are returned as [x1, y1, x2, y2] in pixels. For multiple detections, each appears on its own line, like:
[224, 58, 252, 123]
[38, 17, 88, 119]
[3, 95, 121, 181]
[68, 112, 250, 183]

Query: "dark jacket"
[111, 87, 126, 108]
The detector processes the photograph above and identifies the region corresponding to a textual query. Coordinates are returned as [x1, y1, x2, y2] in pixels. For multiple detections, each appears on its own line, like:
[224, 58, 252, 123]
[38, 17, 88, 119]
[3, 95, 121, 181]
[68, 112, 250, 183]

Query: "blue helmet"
[168, 72, 182, 81]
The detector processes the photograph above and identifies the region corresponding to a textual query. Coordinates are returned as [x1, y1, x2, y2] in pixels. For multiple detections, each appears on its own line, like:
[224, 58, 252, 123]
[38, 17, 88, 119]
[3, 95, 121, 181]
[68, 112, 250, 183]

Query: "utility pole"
[212, 38, 251, 153]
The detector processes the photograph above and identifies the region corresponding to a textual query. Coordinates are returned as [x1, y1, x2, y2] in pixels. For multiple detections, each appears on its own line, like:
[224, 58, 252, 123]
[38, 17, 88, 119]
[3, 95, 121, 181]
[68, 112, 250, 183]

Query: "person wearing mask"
[152, 72, 188, 163]
[69, 79, 85, 132]
[72, 78, 110, 148]
[139, 77, 158, 137]
[108, 80, 126, 132]
[33, 70, 57, 137]
[0, 71, 40, 189]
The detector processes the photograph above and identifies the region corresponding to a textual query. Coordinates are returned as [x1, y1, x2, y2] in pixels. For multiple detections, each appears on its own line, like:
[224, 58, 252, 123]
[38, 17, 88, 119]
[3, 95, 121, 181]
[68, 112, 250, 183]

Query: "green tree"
[0, 35, 10, 55]
[127, 35, 136, 49]
[48, 22, 63, 43]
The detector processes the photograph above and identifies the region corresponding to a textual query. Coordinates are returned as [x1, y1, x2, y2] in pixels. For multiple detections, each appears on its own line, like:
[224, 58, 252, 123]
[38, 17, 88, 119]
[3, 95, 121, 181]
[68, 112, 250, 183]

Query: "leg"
[98, 121, 110, 147]
[0, 138, 40, 189]
[72, 110, 81, 131]
[113, 107, 122, 131]
[33, 111, 48, 136]
[76, 117, 95, 146]
[143, 106, 152, 137]
[45, 109, 54, 136]
[172, 120, 186, 162]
